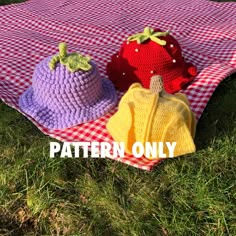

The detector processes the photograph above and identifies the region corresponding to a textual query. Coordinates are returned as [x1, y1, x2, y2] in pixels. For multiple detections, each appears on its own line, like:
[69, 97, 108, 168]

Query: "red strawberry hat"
[106, 27, 197, 93]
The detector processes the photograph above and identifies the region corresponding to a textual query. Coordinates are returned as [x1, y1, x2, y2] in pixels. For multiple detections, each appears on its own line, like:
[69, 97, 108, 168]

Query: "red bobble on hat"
[187, 64, 198, 77]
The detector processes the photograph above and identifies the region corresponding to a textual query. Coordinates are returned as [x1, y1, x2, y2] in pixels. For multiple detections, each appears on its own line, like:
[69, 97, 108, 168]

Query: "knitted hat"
[106, 75, 196, 159]
[106, 27, 197, 93]
[19, 43, 117, 129]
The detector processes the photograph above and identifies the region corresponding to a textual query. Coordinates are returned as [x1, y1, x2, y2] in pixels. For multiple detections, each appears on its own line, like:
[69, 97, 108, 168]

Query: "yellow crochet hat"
[106, 75, 196, 159]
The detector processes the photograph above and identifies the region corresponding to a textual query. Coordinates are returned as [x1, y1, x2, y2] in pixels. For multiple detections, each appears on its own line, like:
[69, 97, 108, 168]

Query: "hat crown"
[33, 57, 102, 112]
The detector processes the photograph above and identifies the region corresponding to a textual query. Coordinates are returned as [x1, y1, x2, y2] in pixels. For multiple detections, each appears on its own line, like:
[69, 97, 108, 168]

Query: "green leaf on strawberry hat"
[49, 42, 92, 72]
[127, 27, 169, 46]
[137, 35, 150, 44]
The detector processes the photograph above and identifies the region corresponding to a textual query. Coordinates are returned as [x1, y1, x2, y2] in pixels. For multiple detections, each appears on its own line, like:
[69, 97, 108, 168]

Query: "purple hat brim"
[19, 79, 118, 130]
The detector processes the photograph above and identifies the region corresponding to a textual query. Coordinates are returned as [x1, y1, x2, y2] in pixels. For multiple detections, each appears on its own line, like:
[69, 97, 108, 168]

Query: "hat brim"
[164, 75, 195, 94]
[19, 79, 118, 130]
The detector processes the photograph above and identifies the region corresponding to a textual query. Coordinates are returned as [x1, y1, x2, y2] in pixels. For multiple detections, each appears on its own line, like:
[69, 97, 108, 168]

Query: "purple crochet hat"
[19, 43, 118, 129]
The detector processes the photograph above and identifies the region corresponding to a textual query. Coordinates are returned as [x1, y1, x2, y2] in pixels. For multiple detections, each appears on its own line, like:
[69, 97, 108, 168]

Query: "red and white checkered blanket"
[0, 0, 236, 170]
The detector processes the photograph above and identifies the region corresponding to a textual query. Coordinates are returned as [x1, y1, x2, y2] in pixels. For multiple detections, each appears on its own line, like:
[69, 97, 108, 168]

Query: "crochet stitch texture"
[19, 54, 117, 129]
[106, 82, 196, 159]
[106, 27, 197, 93]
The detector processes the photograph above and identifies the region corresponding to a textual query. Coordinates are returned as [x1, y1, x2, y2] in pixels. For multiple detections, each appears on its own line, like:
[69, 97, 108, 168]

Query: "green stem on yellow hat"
[49, 42, 92, 72]
[127, 27, 169, 46]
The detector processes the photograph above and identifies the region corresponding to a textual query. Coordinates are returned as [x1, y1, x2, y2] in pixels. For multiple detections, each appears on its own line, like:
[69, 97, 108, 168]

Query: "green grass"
[0, 0, 24, 5]
[1, 0, 236, 235]
[0, 73, 235, 235]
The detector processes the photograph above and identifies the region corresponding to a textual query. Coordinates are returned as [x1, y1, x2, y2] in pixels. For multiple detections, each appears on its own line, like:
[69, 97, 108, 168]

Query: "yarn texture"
[19, 47, 117, 129]
[49, 42, 92, 72]
[106, 27, 197, 93]
[106, 83, 196, 159]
